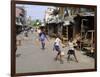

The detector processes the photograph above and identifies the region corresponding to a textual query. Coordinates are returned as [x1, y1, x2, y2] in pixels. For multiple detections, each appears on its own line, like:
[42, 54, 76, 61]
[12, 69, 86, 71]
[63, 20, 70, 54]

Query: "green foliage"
[31, 19, 41, 27]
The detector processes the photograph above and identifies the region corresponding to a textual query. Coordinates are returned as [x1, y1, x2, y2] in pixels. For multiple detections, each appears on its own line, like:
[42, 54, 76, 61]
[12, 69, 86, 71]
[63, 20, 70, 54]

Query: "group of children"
[53, 35, 78, 64]
[38, 29, 78, 64]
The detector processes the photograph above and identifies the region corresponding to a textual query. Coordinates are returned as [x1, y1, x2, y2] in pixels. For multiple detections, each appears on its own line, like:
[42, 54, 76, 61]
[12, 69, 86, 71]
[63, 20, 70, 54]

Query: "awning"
[16, 22, 23, 26]
[63, 21, 70, 26]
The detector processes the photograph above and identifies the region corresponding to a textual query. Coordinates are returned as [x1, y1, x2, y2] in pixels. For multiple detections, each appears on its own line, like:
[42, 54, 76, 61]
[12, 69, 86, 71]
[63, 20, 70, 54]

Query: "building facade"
[16, 6, 26, 35]
[44, 7, 63, 37]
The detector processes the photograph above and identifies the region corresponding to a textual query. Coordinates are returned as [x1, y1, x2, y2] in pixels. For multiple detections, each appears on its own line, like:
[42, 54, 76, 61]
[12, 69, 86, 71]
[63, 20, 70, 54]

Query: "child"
[67, 39, 78, 62]
[53, 35, 64, 64]
[39, 30, 48, 49]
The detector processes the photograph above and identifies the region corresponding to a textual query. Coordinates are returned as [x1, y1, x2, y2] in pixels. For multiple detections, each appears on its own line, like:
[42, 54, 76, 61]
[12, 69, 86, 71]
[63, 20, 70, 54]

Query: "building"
[44, 7, 63, 37]
[44, 6, 96, 53]
[63, 7, 96, 55]
[16, 6, 26, 35]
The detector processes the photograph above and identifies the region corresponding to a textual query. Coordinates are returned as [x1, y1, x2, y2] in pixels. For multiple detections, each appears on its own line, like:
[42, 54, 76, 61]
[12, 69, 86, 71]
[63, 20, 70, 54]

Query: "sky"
[16, 4, 50, 22]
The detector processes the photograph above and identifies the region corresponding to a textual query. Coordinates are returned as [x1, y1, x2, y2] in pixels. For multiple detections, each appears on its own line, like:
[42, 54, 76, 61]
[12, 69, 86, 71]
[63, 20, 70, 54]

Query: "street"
[16, 31, 95, 73]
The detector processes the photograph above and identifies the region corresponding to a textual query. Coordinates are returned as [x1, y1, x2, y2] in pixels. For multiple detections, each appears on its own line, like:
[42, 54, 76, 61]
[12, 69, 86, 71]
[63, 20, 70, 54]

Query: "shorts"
[55, 45, 61, 52]
[67, 50, 75, 55]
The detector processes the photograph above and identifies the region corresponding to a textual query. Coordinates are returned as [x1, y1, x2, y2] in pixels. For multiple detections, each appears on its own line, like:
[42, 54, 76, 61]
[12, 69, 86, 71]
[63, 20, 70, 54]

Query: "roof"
[16, 22, 23, 26]
[46, 15, 63, 24]
[63, 21, 70, 26]
[79, 12, 95, 16]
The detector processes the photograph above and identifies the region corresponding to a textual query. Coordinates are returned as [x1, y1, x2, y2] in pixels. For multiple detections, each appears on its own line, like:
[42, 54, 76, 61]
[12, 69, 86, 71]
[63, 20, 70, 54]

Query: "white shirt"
[68, 41, 74, 50]
[55, 38, 61, 46]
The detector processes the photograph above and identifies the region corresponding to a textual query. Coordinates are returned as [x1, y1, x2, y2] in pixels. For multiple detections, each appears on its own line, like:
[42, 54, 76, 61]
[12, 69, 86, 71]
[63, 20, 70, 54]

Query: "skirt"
[67, 50, 75, 55]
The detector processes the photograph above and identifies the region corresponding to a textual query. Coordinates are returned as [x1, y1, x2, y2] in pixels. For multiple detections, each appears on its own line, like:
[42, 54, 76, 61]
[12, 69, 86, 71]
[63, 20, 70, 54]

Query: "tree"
[31, 19, 41, 27]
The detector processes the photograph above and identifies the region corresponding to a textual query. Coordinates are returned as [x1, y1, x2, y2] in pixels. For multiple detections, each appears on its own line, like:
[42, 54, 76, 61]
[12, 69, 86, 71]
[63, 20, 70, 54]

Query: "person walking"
[30, 28, 34, 34]
[53, 35, 64, 64]
[67, 38, 78, 62]
[39, 29, 48, 49]
[23, 30, 29, 40]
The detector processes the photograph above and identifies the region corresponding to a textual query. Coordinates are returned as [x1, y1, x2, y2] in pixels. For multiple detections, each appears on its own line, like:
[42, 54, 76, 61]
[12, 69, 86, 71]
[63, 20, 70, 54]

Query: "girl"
[53, 35, 64, 64]
[67, 39, 78, 62]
